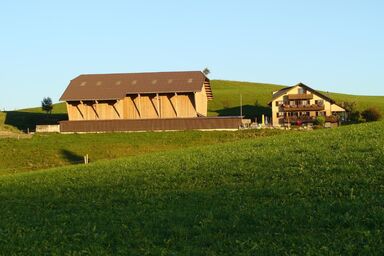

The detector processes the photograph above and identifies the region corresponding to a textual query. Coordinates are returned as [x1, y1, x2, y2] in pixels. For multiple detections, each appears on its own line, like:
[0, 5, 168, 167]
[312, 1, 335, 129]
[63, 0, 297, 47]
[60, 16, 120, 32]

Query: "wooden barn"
[59, 71, 242, 132]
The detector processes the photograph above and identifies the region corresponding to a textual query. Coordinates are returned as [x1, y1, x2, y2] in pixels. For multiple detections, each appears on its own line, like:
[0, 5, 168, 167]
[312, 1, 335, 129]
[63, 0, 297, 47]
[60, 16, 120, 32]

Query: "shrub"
[361, 107, 382, 122]
[349, 111, 361, 123]
[314, 116, 326, 126]
[343, 101, 360, 123]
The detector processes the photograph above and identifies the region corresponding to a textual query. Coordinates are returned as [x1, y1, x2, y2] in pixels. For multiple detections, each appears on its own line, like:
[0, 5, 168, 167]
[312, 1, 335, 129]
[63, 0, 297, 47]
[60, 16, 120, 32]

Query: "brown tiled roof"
[270, 83, 336, 104]
[60, 71, 212, 101]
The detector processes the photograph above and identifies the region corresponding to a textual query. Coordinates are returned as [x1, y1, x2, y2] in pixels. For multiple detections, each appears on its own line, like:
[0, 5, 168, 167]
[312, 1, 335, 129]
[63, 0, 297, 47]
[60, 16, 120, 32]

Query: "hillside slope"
[208, 80, 384, 119]
[0, 129, 282, 175]
[0, 121, 383, 254]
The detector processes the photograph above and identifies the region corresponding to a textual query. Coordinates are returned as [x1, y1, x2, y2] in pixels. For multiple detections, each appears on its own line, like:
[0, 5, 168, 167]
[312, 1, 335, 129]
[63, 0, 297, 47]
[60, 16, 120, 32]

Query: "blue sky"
[1, 0, 383, 110]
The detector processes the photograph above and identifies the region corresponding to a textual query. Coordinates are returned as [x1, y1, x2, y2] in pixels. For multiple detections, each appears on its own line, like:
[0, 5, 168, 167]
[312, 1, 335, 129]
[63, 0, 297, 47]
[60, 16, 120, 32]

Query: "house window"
[276, 112, 284, 118]
[298, 88, 305, 94]
[315, 100, 324, 106]
[275, 100, 283, 107]
[290, 101, 295, 106]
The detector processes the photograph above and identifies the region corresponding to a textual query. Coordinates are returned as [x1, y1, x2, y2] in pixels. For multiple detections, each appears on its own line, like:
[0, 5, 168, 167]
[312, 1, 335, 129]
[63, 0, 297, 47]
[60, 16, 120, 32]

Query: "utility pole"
[240, 94, 243, 118]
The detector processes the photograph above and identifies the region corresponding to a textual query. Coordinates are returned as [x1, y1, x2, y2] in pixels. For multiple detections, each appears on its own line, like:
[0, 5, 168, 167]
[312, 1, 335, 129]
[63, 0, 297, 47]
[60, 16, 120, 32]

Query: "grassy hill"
[0, 121, 383, 254]
[208, 80, 384, 119]
[0, 129, 282, 175]
[1, 80, 383, 131]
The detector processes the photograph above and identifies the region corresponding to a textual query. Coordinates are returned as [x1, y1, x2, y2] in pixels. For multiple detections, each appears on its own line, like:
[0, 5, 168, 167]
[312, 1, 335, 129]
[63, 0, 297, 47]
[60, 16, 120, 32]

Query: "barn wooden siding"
[66, 91, 207, 121]
[60, 117, 243, 133]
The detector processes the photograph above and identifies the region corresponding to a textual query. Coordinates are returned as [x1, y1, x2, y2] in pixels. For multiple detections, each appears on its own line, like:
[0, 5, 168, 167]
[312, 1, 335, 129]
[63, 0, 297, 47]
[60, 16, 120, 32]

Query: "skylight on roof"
[132, 80, 137, 85]
[80, 82, 87, 86]
[152, 80, 157, 84]
[96, 81, 102, 86]
[168, 79, 173, 84]
[116, 81, 121, 85]
[188, 78, 193, 83]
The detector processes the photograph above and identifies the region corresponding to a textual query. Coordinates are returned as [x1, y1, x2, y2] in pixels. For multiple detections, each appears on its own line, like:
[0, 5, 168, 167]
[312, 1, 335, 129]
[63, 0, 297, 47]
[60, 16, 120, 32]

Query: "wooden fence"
[60, 117, 243, 133]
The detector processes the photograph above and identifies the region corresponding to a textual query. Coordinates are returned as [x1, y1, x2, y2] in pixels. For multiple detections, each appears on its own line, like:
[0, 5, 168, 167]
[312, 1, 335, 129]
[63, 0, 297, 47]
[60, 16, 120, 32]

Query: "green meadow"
[0, 79, 383, 254]
[208, 80, 384, 119]
[0, 129, 282, 175]
[0, 121, 383, 254]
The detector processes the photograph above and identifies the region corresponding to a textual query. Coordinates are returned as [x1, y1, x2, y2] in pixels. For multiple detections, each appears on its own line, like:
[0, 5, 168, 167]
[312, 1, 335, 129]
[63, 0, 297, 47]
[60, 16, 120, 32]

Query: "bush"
[361, 108, 382, 122]
[349, 111, 361, 123]
[314, 116, 326, 126]
[343, 101, 360, 123]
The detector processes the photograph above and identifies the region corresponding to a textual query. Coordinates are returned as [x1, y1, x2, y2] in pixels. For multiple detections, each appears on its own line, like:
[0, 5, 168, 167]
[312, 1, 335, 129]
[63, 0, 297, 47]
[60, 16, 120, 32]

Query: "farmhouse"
[59, 71, 242, 132]
[270, 83, 346, 127]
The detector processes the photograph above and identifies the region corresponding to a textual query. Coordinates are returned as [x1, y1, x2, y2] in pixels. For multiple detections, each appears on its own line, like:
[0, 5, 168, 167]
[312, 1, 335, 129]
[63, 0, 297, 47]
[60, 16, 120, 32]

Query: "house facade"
[270, 83, 346, 127]
[60, 71, 213, 121]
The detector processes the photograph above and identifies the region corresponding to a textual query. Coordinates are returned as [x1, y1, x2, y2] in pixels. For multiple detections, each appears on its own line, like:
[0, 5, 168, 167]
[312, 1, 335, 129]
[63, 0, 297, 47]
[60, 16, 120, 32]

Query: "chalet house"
[59, 71, 242, 132]
[270, 83, 346, 127]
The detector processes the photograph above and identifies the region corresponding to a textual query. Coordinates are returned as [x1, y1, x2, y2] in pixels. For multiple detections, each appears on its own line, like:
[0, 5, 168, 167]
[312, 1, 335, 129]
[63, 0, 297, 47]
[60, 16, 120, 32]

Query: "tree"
[41, 97, 53, 114]
[202, 67, 210, 76]
[361, 107, 382, 122]
[342, 101, 360, 123]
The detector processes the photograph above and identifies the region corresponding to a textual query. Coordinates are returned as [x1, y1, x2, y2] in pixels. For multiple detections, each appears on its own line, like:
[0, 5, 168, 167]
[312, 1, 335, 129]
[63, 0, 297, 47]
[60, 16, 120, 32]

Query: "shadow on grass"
[4, 111, 68, 132]
[214, 104, 272, 121]
[60, 149, 84, 164]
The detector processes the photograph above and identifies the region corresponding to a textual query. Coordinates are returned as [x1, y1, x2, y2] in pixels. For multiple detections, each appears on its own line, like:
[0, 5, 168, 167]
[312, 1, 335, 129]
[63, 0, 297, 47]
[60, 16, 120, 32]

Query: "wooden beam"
[113, 101, 121, 118]
[157, 93, 160, 118]
[168, 94, 177, 117]
[75, 103, 84, 119]
[135, 94, 142, 118]
[92, 101, 99, 119]
[174, 92, 178, 117]
[193, 92, 198, 117]
[131, 96, 140, 118]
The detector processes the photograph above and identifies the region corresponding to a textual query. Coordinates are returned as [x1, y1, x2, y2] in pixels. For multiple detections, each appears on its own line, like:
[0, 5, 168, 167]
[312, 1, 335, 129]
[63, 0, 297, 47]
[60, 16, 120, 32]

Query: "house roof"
[269, 83, 336, 104]
[60, 71, 212, 101]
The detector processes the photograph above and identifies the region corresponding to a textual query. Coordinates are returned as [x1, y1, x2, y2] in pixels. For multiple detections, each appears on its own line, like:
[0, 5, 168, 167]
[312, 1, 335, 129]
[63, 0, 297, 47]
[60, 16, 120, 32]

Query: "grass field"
[0, 129, 283, 175]
[0, 121, 383, 254]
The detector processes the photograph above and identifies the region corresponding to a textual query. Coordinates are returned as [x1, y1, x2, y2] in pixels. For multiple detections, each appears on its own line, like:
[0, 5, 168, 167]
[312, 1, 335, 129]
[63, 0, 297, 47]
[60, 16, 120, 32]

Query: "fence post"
[84, 154, 89, 164]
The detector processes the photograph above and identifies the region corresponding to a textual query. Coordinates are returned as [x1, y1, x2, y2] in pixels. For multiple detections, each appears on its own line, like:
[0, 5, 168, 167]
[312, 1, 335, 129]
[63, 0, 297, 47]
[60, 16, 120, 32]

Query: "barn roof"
[60, 71, 212, 101]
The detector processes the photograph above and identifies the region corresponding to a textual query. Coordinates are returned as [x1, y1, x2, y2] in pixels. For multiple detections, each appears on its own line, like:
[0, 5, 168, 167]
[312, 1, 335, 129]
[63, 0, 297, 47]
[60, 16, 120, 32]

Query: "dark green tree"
[342, 101, 360, 123]
[41, 97, 53, 114]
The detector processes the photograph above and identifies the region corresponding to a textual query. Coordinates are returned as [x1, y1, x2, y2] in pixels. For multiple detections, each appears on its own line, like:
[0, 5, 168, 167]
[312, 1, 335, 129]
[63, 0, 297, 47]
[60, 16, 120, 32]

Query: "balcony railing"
[281, 104, 324, 112]
[287, 93, 313, 100]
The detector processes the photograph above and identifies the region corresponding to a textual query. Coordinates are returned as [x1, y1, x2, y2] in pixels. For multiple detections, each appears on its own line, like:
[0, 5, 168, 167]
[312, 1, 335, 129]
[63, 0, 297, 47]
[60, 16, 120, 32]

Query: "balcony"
[287, 93, 313, 100]
[281, 104, 324, 112]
